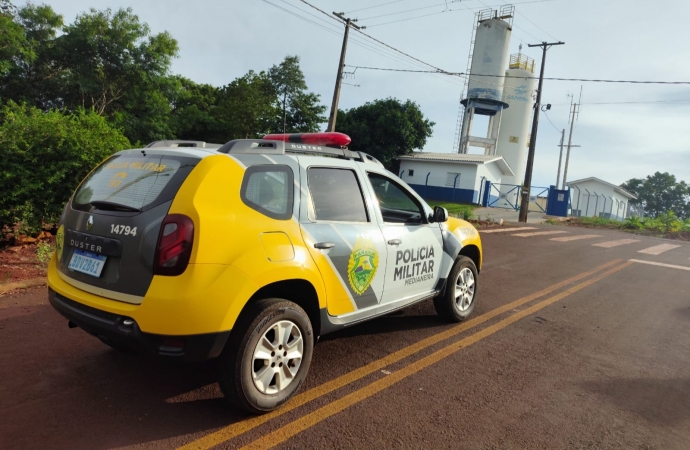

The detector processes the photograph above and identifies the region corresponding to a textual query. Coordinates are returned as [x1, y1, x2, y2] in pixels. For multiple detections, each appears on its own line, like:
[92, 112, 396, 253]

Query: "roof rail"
[145, 140, 222, 149]
[217, 139, 384, 168]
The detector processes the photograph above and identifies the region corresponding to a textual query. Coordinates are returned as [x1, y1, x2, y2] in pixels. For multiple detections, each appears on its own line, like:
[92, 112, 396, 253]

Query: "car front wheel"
[433, 256, 478, 322]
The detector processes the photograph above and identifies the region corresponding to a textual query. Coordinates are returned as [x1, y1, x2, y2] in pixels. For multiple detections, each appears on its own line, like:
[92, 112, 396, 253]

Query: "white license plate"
[68, 250, 107, 277]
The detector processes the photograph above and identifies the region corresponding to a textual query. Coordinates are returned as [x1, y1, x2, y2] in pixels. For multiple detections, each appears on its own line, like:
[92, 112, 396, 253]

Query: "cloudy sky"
[42, 0, 690, 187]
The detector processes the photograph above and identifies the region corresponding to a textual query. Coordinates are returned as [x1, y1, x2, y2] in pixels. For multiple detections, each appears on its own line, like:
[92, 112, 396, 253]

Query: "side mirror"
[431, 206, 448, 223]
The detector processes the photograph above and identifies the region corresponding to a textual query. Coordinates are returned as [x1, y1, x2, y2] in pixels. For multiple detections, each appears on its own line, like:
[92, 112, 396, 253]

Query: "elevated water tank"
[465, 17, 512, 112]
[496, 53, 537, 186]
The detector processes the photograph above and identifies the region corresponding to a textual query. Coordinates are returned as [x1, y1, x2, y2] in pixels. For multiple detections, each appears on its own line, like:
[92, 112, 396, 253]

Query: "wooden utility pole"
[556, 129, 565, 188]
[518, 40, 564, 223]
[561, 101, 580, 190]
[327, 13, 361, 132]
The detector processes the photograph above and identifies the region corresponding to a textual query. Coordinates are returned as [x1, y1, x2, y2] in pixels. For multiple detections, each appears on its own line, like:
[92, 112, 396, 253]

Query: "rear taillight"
[154, 214, 194, 276]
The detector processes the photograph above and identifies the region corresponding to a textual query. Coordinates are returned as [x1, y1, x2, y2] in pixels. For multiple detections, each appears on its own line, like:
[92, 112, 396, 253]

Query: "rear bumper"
[49, 288, 230, 362]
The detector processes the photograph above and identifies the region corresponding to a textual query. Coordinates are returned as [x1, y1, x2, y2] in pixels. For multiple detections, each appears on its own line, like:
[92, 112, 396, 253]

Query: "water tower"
[495, 51, 537, 186]
[455, 6, 514, 155]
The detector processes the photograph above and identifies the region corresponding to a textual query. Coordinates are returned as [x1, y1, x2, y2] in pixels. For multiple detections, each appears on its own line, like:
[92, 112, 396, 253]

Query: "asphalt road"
[2, 224, 690, 449]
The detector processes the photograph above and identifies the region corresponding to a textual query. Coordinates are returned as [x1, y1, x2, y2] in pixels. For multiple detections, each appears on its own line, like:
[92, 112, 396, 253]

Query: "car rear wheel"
[218, 298, 313, 414]
[433, 256, 478, 322]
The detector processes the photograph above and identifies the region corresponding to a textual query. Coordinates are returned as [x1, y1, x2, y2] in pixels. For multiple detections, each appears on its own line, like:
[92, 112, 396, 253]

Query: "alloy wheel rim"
[251, 320, 304, 395]
[454, 267, 475, 312]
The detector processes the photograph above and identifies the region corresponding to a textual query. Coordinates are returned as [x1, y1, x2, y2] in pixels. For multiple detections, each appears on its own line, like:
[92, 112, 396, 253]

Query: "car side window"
[368, 172, 425, 224]
[241, 165, 294, 220]
[307, 168, 369, 222]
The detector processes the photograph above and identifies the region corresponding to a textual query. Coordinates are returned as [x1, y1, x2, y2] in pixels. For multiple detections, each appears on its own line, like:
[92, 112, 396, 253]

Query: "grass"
[425, 200, 477, 221]
[547, 211, 690, 239]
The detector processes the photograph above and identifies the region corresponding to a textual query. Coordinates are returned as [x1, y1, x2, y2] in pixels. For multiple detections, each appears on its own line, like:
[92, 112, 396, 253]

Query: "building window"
[408, 169, 414, 177]
[445, 172, 461, 187]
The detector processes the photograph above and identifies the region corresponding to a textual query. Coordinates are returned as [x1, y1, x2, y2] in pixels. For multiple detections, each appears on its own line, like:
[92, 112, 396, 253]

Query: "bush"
[0, 102, 131, 232]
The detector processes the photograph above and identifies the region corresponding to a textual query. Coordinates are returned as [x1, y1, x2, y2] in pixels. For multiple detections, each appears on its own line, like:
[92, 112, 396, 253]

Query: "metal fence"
[567, 186, 644, 221]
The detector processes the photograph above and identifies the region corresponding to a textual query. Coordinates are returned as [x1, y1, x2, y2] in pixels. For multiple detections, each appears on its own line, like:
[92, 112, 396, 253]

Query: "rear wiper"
[89, 201, 141, 212]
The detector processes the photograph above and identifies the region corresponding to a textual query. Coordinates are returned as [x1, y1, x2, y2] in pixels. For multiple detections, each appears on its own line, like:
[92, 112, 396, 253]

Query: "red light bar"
[263, 132, 351, 147]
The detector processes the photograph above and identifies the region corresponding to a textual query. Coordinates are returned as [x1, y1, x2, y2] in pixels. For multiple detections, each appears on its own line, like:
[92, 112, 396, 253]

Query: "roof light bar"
[263, 132, 351, 147]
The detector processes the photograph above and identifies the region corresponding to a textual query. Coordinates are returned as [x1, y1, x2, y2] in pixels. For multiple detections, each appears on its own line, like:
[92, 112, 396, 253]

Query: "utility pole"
[518, 40, 564, 223]
[327, 12, 362, 132]
[555, 128, 565, 188]
[561, 101, 580, 190]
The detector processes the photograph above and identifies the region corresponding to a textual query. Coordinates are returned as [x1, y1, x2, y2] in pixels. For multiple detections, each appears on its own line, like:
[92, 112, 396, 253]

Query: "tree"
[0, 0, 29, 76]
[0, 3, 64, 108]
[621, 172, 690, 219]
[168, 76, 221, 142]
[56, 8, 179, 143]
[268, 56, 326, 133]
[0, 102, 130, 231]
[336, 98, 435, 169]
[214, 71, 278, 140]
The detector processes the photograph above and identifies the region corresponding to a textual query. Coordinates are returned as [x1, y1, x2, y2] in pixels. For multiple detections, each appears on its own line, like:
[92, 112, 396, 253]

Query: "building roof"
[397, 152, 514, 176]
[567, 177, 637, 200]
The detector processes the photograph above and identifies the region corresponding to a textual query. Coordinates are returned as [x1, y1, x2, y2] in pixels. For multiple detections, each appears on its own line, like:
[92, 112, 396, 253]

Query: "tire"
[433, 256, 478, 323]
[218, 298, 314, 414]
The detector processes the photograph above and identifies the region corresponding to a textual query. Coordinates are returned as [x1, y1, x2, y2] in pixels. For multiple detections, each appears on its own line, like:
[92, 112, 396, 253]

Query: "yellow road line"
[178, 259, 622, 450]
[242, 261, 633, 450]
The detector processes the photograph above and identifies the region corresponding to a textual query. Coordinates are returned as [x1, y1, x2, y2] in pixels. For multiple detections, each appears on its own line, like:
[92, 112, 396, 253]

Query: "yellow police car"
[48, 132, 482, 413]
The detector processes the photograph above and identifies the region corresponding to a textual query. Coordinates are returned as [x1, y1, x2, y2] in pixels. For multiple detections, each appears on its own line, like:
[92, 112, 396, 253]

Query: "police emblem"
[347, 237, 379, 295]
[56, 225, 64, 260]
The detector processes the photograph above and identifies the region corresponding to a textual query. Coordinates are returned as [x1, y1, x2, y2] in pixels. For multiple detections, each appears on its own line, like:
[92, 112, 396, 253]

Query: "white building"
[397, 153, 514, 204]
[567, 177, 637, 220]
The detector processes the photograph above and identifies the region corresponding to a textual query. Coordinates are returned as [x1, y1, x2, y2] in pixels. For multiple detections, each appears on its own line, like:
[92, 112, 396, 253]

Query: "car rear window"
[72, 154, 199, 212]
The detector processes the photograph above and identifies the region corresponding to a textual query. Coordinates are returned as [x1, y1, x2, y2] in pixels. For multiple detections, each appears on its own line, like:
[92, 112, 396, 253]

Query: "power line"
[296, 0, 449, 73]
[543, 111, 562, 132]
[263, 0, 462, 86]
[358, 1, 460, 20]
[344, 65, 690, 84]
[365, 0, 555, 28]
[345, 0, 409, 15]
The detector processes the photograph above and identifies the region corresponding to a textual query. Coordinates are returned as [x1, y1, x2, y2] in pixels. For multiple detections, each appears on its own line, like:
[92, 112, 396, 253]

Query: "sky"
[37, 0, 690, 187]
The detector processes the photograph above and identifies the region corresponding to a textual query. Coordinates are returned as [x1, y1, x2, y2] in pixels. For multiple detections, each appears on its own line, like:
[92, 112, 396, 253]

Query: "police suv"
[48, 132, 483, 414]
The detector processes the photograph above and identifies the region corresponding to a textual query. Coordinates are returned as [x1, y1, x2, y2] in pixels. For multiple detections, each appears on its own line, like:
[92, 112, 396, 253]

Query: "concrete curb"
[0, 278, 47, 295]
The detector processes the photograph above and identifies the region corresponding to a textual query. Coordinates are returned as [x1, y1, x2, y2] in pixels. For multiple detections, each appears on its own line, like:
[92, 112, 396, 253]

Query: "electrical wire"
[543, 111, 562, 132]
[345, 0, 410, 15]
[345, 65, 690, 84]
[358, 1, 461, 20]
[295, 0, 449, 73]
[365, 0, 555, 28]
[264, 0, 463, 86]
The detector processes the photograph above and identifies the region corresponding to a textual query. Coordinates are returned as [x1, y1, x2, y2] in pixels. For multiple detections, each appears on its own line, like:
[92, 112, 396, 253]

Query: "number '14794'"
[111, 224, 137, 236]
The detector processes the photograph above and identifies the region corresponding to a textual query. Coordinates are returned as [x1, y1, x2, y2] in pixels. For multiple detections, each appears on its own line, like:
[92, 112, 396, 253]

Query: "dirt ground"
[0, 245, 46, 286]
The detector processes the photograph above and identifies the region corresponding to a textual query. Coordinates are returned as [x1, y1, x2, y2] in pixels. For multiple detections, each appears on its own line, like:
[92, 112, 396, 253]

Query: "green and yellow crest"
[56, 225, 64, 260]
[347, 237, 379, 295]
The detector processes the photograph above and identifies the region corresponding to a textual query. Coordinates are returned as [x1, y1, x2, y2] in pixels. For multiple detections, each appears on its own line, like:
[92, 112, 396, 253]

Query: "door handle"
[387, 239, 402, 246]
[314, 242, 335, 249]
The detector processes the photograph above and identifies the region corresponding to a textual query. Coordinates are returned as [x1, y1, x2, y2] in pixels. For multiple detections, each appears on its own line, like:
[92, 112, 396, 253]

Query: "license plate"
[68, 250, 107, 277]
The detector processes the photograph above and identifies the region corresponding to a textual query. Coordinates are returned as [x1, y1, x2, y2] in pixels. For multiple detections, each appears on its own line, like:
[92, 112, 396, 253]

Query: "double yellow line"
[181, 259, 630, 450]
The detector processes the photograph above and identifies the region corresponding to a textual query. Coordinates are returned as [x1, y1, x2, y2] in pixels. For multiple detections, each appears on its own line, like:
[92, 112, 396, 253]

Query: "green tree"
[621, 172, 690, 219]
[0, 3, 64, 108]
[0, 102, 130, 231]
[168, 76, 221, 142]
[0, 0, 29, 76]
[268, 56, 326, 133]
[214, 70, 278, 140]
[337, 98, 435, 169]
[56, 7, 179, 143]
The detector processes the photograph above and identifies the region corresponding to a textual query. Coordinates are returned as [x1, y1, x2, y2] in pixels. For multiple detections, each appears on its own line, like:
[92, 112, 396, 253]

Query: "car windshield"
[72, 154, 196, 212]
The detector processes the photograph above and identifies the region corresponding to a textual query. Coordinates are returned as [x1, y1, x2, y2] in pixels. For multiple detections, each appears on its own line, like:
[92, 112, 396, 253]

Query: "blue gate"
[485, 183, 521, 210]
